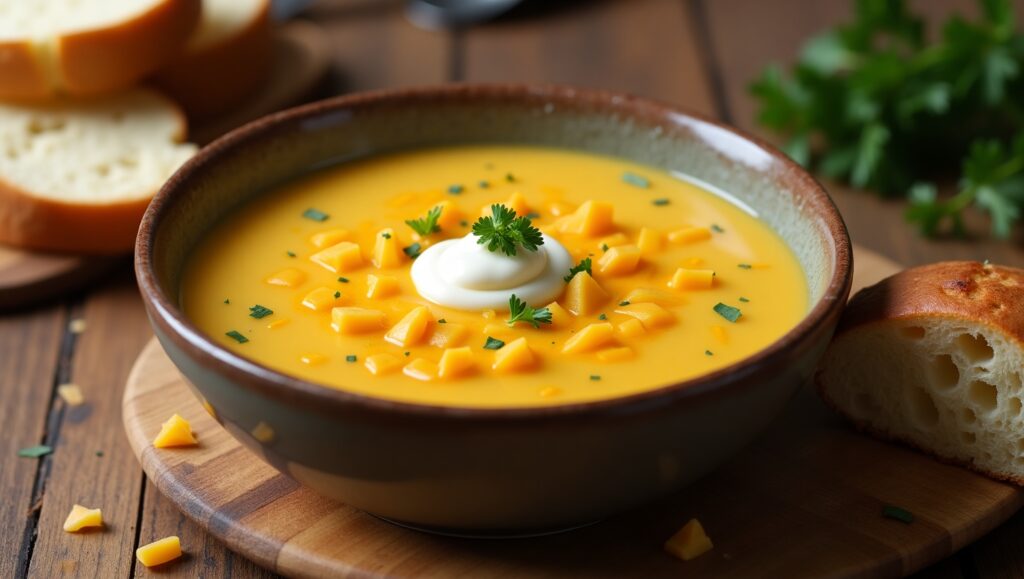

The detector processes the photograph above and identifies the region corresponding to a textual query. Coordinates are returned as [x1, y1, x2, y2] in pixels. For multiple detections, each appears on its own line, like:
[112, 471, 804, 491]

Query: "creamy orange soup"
[181, 146, 808, 407]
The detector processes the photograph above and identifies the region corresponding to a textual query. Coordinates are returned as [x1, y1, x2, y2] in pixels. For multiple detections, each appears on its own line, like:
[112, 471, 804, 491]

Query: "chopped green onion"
[622, 172, 649, 188]
[598, 313, 607, 320]
[505, 173, 515, 182]
[479, 180, 490, 188]
[333, 291, 341, 299]
[226, 330, 249, 344]
[483, 337, 505, 350]
[448, 184, 464, 194]
[438, 319, 447, 324]
[381, 232, 391, 239]
[223, 299, 230, 304]
[18, 445, 52, 458]
[601, 243, 609, 252]
[404, 351, 411, 357]
[338, 277, 349, 283]
[589, 375, 601, 381]
[711, 224, 725, 233]
[403, 243, 423, 259]
[286, 250, 296, 257]
[739, 297, 750, 303]
[346, 355, 357, 363]
[619, 300, 631, 306]
[652, 198, 670, 206]
[302, 208, 329, 222]
[713, 303, 742, 323]
[705, 350, 714, 356]
[248, 305, 273, 319]
[738, 263, 753, 269]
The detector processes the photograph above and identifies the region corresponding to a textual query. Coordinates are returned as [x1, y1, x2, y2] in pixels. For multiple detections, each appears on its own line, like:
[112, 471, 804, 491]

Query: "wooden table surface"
[4, 1, 1024, 577]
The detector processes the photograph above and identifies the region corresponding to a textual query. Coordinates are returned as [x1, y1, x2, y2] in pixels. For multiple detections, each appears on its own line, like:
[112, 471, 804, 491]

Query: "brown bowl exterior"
[136, 84, 851, 532]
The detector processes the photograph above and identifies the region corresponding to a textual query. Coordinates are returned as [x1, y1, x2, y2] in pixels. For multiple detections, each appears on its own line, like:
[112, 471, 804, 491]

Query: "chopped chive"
[333, 291, 341, 298]
[223, 299, 230, 304]
[226, 330, 249, 344]
[705, 350, 714, 356]
[382, 232, 391, 239]
[505, 172, 515, 182]
[338, 277, 349, 283]
[95, 450, 104, 457]
[346, 355, 357, 363]
[525, 212, 541, 220]
[448, 184, 464, 194]
[738, 263, 753, 269]
[713, 303, 742, 323]
[652, 198, 670, 206]
[248, 304, 274, 319]
[479, 180, 489, 188]
[18, 445, 52, 458]
[460, 220, 469, 227]
[404, 351, 411, 357]
[302, 208, 330, 222]
[438, 319, 447, 324]
[483, 336, 505, 350]
[882, 505, 914, 524]
[598, 313, 607, 320]
[286, 250, 296, 257]
[711, 224, 725, 233]
[589, 375, 601, 381]
[622, 172, 650, 188]
[739, 297, 750, 303]
[619, 300, 631, 306]
[403, 243, 423, 259]
[601, 243, 609, 252]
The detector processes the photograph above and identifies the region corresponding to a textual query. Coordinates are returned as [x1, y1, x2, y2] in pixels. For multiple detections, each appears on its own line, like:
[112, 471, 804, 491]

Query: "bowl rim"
[136, 83, 852, 421]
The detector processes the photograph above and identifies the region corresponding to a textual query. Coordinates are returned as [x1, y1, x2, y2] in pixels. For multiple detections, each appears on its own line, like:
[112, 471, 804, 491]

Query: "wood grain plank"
[26, 277, 151, 579]
[462, 0, 716, 115]
[0, 306, 65, 578]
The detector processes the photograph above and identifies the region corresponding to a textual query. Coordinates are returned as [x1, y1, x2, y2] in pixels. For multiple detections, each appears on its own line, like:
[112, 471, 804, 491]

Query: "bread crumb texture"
[818, 261, 1024, 483]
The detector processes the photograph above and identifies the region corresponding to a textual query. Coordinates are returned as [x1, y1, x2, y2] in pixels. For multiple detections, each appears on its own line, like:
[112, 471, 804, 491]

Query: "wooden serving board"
[0, 21, 331, 310]
[122, 247, 1024, 578]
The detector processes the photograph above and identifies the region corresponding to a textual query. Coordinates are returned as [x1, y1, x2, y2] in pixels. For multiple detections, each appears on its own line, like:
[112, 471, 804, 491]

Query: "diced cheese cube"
[614, 303, 675, 329]
[563, 272, 609, 316]
[668, 268, 716, 290]
[636, 227, 661, 253]
[492, 337, 536, 373]
[366, 274, 400, 299]
[623, 287, 686, 306]
[598, 232, 630, 248]
[385, 306, 432, 347]
[432, 200, 463, 231]
[372, 228, 406, 269]
[439, 347, 475, 378]
[365, 353, 402, 376]
[546, 301, 573, 329]
[57, 383, 84, 406]
[63, 504, 102, 532]
[558, 200, 614, 236]
[136, 536, 182, 568]
[152, 414, 197, 448]
[562, 322, 615, 354]
[596, 346, 634, 362]
[331, 307, 387, 334]
[300, 353, 327, 366]
[664, 518, 714, 561]
[597, 244, 641, 276]
[403, 358, 438, 381]
[667, 226, 711, 245]
[251, 422, 275, 443]
[310, 241, 363, 273]
[429, 322, 470, 348]
[617, 318, 647, 338]
[309, 228, 351, 248]
[265, 268, 306, 288]
[302, 287, 342, 311]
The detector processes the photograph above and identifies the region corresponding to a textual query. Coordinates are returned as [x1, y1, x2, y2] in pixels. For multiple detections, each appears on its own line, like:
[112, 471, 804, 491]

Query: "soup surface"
[181, 145, 808, 407]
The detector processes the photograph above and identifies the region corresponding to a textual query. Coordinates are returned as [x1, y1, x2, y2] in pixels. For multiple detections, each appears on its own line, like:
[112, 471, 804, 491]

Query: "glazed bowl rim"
[135, 83, 852, 421]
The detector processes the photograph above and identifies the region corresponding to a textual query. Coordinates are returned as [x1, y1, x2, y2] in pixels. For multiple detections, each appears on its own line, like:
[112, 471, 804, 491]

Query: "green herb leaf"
[739, 296, 750, 303]
[448, 184, 464, 194]
[705, 350, 714, 356]
[333, 291, 341, 298]
[338, 277, 349, 283]
[619, 300, 631, 306]
[403, 243, 423, 259]
[381, 232, 391, 239]
[249, 304, 273, 319]
[471, 204, 544, 256]
[479, 180, 489, 188]
[223, 299, 230, 304]
[405, 206, 443, 236]
[505, 173, 515, 182]
[438, 319, 447, 324]
[346, 355, 357, 363]
[302, 208, 329, 222]
[598, 313, 607, 320]
[483, 336, 505, 350]
[18, 445, 52, 458]
[226, 330, 249, 344]
[738, 263, 753, 269]
[286, 251, 296, 257]
[711, 224, 725, 233]
[589, 375, 601, 381]
[652, 198, 670, 206]
[622, 172, 650, 188]
[882, 504, 915, 524]
[564, 257, 593, 282]
[713, 302, 743, 323]
[507, 294, 552, 328]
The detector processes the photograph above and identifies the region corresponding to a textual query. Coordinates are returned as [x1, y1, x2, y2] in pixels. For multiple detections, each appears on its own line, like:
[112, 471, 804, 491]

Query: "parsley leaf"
[507, 294, 552, 328]
[564, 257, 592, 282]
[248, 304, 273, 319]
[403, 243, 423, 259]
[483, 336, 505, 350]
[471, 204, 544, 256]
[405, 206, 442, 236]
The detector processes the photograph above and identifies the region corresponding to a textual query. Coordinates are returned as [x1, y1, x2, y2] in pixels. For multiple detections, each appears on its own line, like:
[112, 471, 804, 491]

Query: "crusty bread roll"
[0, 0, 201, 99]
[154, 0, 272, 120]
[816, 261, 1024, 484]
[0, 88, 197, 254]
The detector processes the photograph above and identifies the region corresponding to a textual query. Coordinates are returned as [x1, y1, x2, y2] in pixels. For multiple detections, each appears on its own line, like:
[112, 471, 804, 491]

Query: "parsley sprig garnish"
[507, 294, 552, 328]
[472, 204, 544, 256]
[564, 257, 592, 282]
[405, 206, 442, 236]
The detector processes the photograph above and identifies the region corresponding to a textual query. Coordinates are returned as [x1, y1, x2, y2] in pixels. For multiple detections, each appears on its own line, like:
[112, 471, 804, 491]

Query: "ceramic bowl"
[136, 84, 852, 534]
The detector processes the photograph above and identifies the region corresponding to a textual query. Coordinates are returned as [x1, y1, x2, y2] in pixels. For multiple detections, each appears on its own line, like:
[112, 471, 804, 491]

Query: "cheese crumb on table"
[57, 384, 84, 406]
[664, 518, 714, 561]
[152, 414, 198, 448]
[63, 504, 102, 532]
[136, 536, 182, 567]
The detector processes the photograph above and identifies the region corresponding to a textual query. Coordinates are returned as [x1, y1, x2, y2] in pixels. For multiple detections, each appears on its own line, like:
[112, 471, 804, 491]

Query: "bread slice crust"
[816, 261, 1024, 485]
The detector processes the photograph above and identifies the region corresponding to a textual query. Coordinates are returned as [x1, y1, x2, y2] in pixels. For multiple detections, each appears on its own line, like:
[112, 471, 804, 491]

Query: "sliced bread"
[154, 0, 273, 120]
[816, 261, 1024, 484]
[0, 0, 201, 99]
[0, 88, 197, 254]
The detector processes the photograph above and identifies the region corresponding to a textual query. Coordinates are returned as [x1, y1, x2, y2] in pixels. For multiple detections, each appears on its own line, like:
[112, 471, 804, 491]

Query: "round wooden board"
[0, 21, 330, 310]
[123, 247, 1024, 578]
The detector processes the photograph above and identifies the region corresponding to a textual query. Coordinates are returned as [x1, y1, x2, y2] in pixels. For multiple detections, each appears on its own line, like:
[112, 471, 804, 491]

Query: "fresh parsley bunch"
[750, 0, 1024, 238]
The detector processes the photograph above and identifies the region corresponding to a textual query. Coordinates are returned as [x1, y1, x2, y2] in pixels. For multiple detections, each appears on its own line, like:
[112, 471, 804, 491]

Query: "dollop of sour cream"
[411, 233, 573, 310]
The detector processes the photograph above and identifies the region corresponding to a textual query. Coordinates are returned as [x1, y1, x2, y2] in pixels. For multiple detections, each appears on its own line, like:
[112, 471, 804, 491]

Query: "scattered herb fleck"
[507, 294, 553, 328]
[590, 375, 602, 381]
[381, 232, 391, 239]
[483, 336, 506, 350]
[460, 220, 469, 227]
[438, 319, 447, 324]
[525, 212, 541, 220]
[705, 350, 714, 356]
[95, 450, 104, 457]
[622, 172, 650, 188]
[302, 208, 329, 222]
[738, 263, 753, 269]
[405, 206, 443, 236]
[564, 257, 592, 282]
[739, 297, 750, 303]
[338, 276, 349, 283]
[713, 303, 743, 323]
[598, 313, 607, 320]
[223, 299, 230, 304]
[286, 250, 296, 257]
[652, 198, 670, 206]
[404, 351, 411, 357]
[403, 243, 423, 259]
[333, 291, 341, 299]
[447, 184, 464, 194]
[226, 330, 249, 344]
[505, 172, 515, 182]
[601, 243, 609, 252]
[711, 224, 725, 233]
[346, 355, 357, 363]
[249, 304, 274, 319]
[479, 180, 490, 188]
[883, 505, 915, 524]
[619, 300, 631, 306]
[472, 204, 544, 256]
[18, 445, 52, 458]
